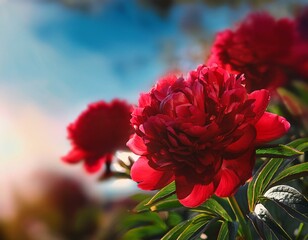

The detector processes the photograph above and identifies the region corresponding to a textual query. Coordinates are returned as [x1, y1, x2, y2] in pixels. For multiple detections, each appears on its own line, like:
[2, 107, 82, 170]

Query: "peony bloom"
[296, 7, 308, 41]
[128, 65, 290, 207]
[207, 12, 296, 92]
[62, 100, 133, 173]
[292, 7, 308, 79]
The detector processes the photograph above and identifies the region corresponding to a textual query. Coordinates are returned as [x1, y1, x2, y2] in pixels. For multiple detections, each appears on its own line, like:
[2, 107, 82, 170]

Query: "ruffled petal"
[248, 89, 270, 122]
[131, 156, 174, 190]
[175, 171, 216, 207]
[61, 148, 86, 163]
[175, 168, 217, 207]
[255, 112, 290, 144]
[127, 134, 147, 155]
[225, 125, 256, 154]
[216, 149, 255, 197]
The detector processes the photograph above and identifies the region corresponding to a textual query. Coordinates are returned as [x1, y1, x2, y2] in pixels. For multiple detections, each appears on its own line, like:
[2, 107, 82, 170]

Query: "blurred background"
[0, 0, 306, 239]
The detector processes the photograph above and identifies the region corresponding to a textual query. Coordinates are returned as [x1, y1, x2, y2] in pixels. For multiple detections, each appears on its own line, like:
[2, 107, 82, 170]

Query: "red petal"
[83, 155, 108, 173]
[153, 75, 177, 101]
[215, 149, 255, 197]
[215, 169, 240, 197]
[138, 93, 151, 107]
[127, 134, 147, 155]
[225, 125, 256, 154]
[61, 148, 86, 163]
[248, 89, 270, 122]
[131, 156, 174, 190]
[160, 92, 189, 116]
[175, 176, 216, 207]
[255, 112, 290, 144]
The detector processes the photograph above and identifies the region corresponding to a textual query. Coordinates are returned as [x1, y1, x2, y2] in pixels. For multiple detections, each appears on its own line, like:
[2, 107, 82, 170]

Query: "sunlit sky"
[0, 0, 302, 218]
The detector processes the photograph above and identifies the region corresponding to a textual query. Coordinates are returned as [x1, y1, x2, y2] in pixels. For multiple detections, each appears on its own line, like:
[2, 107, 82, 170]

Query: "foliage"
[122, 138, 308, 239]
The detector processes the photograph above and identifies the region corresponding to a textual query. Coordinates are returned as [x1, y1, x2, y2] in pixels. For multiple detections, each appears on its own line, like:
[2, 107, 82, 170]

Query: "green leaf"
[217, 221, 238, 240]
[177, 214, 214, 240]
[122, 225, 166, 240]
[261, 185, 308, 223]
[247, 158, 284, 211]
[161, 220, 190, 240]
[145, 181, 176, 206]
[195, 197, 232, 221]
[287, 138, 308, 152]
[256, 145, 303, 158]
[218, 221, 228, 240]
[148, 196, 183, 212]
[122, 211, 175, 240]
[133, 196, 153, 213]
[166, 212, 183, 227]
[122, 212, 166, 229]
[162, 214, 217, 240]
[248, 212, 275, 240]
[271, 162, 308, 186]
[248, 137, 308, 211]
[252, 203, 292, 240]
[227, 221, 239, 240]
[134, 193, 182, 213]
[132, 182, 177, 213]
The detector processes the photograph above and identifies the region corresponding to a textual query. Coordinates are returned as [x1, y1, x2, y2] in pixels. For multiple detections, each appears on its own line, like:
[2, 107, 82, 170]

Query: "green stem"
[228, 196, 252, 240]
[295, 222, 304, 240]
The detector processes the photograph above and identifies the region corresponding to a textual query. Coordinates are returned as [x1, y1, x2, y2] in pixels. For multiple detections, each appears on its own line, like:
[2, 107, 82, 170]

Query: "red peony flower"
[207, 12, 296, 92]
[62, 100, 133, 173]
[127, 65, 290, 207]
[291, 7, 308, 79]
[296, 7, 308, 41]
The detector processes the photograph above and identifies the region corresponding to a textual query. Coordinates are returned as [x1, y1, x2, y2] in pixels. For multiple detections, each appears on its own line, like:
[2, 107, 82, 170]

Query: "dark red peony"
[296, 7, 308, 41]
[62, 100, 133, 173]
[292, 7, 308, 79]
[128, 65, 290, 207]
[207, 12, 296, 92]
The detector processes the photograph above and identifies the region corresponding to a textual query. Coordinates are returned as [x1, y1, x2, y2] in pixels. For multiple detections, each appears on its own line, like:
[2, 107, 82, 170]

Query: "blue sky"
[0, 0, 257, 110]
[0, 0, 172, 109]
